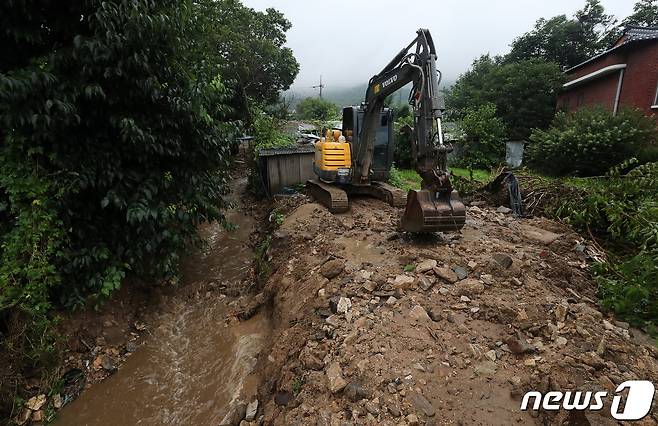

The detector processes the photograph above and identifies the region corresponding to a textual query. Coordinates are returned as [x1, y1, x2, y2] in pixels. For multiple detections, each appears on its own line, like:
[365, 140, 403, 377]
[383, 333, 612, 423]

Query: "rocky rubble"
[253, 198, 658, 425]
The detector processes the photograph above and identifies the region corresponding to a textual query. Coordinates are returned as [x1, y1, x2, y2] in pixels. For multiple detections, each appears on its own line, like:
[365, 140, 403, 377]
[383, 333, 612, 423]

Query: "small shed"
[258, 145, 315, 195]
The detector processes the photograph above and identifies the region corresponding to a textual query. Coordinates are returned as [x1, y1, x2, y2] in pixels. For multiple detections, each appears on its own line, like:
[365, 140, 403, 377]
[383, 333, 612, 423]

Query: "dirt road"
[250, 195, 658, 425]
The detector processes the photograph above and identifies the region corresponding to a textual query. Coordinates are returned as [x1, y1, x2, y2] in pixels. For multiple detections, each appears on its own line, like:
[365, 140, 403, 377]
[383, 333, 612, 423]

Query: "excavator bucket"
[399, 189, 466, 233]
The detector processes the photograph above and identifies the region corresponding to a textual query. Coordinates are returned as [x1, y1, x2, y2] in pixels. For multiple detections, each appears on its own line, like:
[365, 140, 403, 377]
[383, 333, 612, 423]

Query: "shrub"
[528, 106, 657, 176]
[251, 111, 295, 155]
[0, 0, 238, 397]
[454, 103, 508, 169]
[389, 166, 421, 192]
[556, 160, 658, 329]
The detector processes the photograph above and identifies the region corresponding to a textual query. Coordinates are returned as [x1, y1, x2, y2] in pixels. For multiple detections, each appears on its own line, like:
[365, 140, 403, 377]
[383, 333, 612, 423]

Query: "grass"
[451, 167, 492, 182]
[389, 167, 422, 191]
[389, 166, 492, 192]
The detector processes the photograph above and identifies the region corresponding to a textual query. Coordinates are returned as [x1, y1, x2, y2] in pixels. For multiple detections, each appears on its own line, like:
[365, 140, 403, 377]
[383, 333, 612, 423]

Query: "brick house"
[557, 27, 658, 117]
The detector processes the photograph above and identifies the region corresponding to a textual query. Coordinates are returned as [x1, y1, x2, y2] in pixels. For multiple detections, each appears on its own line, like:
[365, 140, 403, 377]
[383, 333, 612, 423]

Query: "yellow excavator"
[307, 29, 465, 233]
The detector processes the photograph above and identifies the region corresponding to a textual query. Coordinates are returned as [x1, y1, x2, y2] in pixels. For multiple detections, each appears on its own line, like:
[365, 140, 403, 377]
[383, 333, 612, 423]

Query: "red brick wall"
[557, 72, 619, 112]
[619, 41, 658, 116]
[557, 40, 658, 119]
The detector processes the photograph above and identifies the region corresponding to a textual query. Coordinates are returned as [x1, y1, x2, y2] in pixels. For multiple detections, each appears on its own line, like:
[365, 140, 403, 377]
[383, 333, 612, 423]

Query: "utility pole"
[312, 75, 325, 98]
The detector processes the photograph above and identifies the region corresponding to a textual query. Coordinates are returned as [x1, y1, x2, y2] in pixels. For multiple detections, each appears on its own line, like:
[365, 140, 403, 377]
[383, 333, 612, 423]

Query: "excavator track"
[372, 182, 407, 207]
[306, 180, 349, 213]
[345, 182, 407, 208]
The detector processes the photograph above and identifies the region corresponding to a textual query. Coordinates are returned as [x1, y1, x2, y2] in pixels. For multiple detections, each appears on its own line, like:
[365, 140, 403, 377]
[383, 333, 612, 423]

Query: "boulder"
[336, 297, 351, 314]
[416, 259, 437, 273]
[418, 275, 434, 291]
[555, 303, 569, 322]
[409, 305, 431, 321]
[519, 224, 561, 245]
[505, 337, 535, 354]
[408, 392, 436, 417]
[453, 279, 485, 296]
[491, 253, 513, 269]
[452, 265, 468, 280]
[393, 275, 415, 290]
[326, 362, 347, 393]
[434, 267, 458, 283]
[343, 382, 371, 402]
[245, 400, 259, 422]
[321, 259, 345, 279]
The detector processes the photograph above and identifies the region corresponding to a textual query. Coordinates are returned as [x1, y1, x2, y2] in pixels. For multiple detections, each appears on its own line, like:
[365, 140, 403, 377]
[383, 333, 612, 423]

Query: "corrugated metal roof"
[566, 26, 658, 73]
[258, 145, 315, 157]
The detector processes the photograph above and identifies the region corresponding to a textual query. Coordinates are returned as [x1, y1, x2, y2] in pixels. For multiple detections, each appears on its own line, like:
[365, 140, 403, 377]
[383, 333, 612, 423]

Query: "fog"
[241, 0, 634, 92]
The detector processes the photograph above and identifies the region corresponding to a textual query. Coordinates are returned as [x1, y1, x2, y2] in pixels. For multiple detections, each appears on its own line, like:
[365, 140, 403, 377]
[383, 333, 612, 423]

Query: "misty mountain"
[285, 80, 455, 109]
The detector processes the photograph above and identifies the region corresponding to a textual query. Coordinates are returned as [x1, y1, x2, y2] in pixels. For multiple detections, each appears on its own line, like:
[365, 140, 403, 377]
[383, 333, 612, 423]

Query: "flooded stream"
[55, 177, 266, 425]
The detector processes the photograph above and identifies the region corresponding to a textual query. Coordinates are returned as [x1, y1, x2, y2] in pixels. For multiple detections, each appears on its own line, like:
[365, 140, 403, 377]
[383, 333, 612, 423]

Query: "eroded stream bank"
[55, 177, 269, 425]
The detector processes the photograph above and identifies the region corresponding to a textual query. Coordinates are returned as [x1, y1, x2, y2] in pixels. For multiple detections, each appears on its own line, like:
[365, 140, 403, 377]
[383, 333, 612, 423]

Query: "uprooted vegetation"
[524, 162, 658, 332]
[478, 162, 658, 334]
[455, 160, 658, 334]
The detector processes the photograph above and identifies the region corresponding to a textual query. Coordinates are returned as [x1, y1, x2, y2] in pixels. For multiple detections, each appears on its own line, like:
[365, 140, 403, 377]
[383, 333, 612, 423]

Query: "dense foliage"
[528, 107, 658, 176]
[199, 0, 299, 119]
[622, 0, 658, 28]
[1, 0, 231, 355]
[0, 0, 298, 412]
[296, 97, 340, 121]
[251, 110, 295, 156]
[507, 0, 618, 69]
[454, 103, 507, 169]
[446, 56, 563, 140]
[556, 160, 658, 331]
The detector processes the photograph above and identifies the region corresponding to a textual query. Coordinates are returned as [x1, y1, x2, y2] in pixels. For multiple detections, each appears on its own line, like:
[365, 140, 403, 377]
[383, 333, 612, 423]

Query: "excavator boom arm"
[354, 29, 447, 187]
[355, 28, 465, 233]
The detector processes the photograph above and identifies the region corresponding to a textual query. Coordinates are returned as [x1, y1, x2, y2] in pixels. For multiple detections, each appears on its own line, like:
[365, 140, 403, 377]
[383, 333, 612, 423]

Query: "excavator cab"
[341, 106, 394, 182]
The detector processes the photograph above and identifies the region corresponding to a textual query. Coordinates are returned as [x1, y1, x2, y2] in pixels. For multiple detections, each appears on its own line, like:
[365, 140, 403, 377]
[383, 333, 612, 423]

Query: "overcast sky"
[241, 0, 635, 91]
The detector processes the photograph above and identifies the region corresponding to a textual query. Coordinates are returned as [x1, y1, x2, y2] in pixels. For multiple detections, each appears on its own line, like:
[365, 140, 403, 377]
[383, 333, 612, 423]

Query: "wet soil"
[253, 196, 658, 425]
[24, 181, 658, 425]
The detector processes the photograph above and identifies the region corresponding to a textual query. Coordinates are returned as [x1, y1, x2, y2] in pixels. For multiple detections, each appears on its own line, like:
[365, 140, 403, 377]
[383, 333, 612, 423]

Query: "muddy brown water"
[56, 178, 267, 425]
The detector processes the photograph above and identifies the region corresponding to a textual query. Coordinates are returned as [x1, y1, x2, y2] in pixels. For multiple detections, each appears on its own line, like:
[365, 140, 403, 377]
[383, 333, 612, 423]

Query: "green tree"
[393, 114, 414, 168]
[446, 56, 563, 140]
[507, 0, 617, 68]
[197, 0, 299, 119]
[622, 0, 658, 27]
[296, 97, 340, 121]
[455, 103, 508, 169]
[0, 1, 296, 414]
